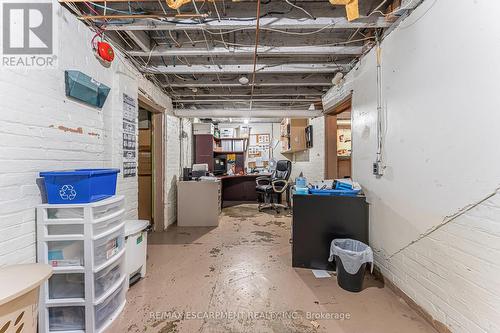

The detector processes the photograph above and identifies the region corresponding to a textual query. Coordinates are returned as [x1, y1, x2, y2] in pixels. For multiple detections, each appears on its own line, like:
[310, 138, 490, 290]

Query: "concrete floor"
[111, 204, 438, 333]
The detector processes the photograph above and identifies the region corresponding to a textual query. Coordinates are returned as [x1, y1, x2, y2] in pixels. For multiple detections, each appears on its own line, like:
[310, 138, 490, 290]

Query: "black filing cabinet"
[292, 194, 369, 270]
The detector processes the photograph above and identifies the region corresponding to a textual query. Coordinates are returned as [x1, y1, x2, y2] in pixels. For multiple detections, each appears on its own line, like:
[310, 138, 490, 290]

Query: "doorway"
[138, 97, 165, 231]
[325, 97, 352, 179]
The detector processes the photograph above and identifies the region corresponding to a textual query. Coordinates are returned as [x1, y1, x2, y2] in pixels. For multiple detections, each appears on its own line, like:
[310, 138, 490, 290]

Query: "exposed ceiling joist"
[105, 16, 393, 32]
[144, 63, 348, 74]
[125, 31, 151, 52]
[173, 109, 322, 118]
[128, 45, 364, 57]
[164, 82, 331, 88]
[173, 98, 321, 103]
[172, 92, 324, 97]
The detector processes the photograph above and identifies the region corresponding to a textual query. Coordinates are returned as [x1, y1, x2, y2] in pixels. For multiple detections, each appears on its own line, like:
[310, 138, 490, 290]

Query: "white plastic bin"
[47, 240, 84, 267]
[92, 200, 124, 220]
[47, 207, 84, 220]
[48, 273, 85, 300]
[94, 257, 125, 299]
[93, 227, 125, 267]
[46, 224, 84, 236]
[125, 220, 149, 283]
[94, 282, 125, 331]
[93, 212, 125, 236]
[48, 306, 85, 331]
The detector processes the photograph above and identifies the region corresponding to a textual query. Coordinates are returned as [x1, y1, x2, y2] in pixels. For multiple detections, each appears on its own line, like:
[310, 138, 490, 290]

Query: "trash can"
[125, 220, 150, 286]
[0, 264, 52, 333]
[329, 239, 373, 292]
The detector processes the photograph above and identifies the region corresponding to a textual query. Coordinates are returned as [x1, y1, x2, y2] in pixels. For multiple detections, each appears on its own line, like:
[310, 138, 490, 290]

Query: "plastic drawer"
[93, 227, 125, 267]
[49, 273, 85, 299]
[47, 224, 84, 236]
[48, 306, 85, 331]
[94, 282, 125, 331]
[47, 240, 84, 267]
[47, 207, 84, 220]
[93, 212, 124, 237]
[93, 199, 124, 220]
[94, 257, 124, 299]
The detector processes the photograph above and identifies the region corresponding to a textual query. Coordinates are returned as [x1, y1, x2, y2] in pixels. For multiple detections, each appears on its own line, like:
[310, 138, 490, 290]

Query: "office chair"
[255, 160, 292, 212]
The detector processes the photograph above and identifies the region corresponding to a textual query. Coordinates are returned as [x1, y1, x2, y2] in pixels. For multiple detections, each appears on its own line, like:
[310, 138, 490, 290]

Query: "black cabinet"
[292, 194, 369, 270]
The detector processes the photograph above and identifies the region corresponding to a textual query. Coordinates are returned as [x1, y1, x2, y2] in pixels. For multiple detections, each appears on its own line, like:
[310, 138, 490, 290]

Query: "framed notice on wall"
[337, 128, 352, 157]
[123, 93, 137, 178]
[247, 133, 271, 167]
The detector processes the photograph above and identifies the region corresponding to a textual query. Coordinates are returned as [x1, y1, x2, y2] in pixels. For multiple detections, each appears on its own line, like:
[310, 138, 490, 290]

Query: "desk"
[292, 194, 369, 270]
[219, 174, 270, 208]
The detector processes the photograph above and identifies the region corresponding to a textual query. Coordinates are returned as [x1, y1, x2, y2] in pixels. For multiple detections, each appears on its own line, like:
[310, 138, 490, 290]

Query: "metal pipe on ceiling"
[163, 82, 331, 87]
[173, 108, 323, 118]
[173, 98, 322, 103]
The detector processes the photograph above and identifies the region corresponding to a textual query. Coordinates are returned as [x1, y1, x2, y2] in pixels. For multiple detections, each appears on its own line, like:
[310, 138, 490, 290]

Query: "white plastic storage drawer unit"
[37, 195, 127, 333]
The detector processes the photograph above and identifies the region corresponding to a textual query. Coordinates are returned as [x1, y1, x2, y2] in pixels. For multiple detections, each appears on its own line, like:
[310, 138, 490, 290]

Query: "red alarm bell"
[97, 41, 115, 63]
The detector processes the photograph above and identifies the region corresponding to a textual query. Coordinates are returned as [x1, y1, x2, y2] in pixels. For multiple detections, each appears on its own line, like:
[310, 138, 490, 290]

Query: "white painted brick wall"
[165, 115, 180, 227]
[164, 117, 193, 227]
[322, 1, 500, 332]
[376, 191, 500, 333]
[0, 6, 172, 266]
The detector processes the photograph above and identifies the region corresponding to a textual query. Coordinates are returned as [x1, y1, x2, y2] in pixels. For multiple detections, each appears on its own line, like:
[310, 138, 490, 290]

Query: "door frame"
[324, 96, 352, 179]
[138, 94, 165, 231]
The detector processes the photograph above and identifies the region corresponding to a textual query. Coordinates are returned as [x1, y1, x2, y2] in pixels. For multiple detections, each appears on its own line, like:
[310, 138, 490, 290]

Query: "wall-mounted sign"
[123, 93, 137, 178]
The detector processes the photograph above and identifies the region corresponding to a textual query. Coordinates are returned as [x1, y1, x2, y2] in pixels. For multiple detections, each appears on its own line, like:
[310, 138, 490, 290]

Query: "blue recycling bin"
[40, 169, 120, 204]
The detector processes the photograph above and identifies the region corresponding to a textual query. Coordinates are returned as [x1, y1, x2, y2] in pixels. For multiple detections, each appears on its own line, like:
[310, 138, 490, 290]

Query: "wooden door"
[325, 114, 337, 179]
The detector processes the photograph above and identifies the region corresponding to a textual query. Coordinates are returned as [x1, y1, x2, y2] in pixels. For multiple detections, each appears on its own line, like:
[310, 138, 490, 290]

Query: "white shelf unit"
[37, 195, 128, 333]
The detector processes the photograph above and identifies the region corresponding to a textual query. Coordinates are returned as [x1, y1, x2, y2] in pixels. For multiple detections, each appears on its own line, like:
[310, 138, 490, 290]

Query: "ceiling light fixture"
[239, 76, 249, 85]
[331, 72, 344, 86]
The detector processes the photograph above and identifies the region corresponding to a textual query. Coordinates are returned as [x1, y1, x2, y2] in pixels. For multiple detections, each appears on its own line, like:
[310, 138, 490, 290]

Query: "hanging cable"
[212, 0, 228, 49]
[369, 0, 416, 16]
[198, 23, 336, 36]
[284, 0, 315, 19]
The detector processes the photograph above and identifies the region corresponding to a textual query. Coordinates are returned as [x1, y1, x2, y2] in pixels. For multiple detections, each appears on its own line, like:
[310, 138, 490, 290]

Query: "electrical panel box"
[373, 161, 384, 177]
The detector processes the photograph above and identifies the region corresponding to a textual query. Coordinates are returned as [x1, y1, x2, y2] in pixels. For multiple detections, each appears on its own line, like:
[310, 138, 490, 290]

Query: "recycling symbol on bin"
[59, 185, 77, 200]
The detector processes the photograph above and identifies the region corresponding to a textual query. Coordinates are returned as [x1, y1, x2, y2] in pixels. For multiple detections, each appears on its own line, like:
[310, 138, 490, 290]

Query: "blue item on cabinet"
[295, 175, 307, 188]
[335, 181, 353, 191]
[40, 169, 119, 204]
[294, 187, 309, 195]
[294, 172, 309, 195]
[309, 188, 360, 197]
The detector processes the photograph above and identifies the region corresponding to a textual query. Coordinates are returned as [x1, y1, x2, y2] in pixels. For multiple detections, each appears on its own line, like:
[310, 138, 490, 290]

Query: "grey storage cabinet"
[177, 180, 221, 227]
